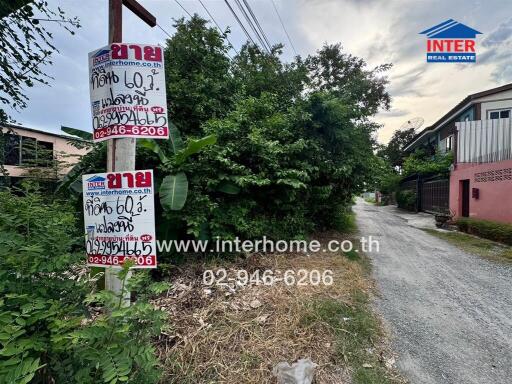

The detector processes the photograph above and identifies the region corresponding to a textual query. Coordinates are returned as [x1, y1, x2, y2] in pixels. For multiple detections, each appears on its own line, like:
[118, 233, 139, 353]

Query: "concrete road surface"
[354, 199, 512, 384]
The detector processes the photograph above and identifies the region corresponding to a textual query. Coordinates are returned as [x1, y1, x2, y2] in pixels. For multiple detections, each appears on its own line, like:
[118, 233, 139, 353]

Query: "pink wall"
[450, 159, 512, 223]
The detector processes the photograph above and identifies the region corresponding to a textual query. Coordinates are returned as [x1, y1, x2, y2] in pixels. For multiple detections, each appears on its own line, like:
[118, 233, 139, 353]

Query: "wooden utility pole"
[105, 0, 156, 300]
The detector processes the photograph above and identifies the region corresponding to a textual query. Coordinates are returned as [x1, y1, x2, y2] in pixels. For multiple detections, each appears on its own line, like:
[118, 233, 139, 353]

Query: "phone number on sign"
[87, 254, 156, 267]
[93, 125, 168, 139]
[203, 269, 334, 287]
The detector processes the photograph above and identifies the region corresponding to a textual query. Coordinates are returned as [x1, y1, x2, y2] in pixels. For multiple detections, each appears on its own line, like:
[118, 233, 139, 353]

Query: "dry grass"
[152, 233, 402, 383]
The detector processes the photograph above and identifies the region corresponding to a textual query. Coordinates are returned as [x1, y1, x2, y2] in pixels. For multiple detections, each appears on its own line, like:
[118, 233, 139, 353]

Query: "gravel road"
[353, 199, 512, 384]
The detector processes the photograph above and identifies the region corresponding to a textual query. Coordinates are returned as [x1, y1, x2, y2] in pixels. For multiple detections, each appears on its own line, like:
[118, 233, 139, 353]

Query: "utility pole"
[105, 0, 156, 301]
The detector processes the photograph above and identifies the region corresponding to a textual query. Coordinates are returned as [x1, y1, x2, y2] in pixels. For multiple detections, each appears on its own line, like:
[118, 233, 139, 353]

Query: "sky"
[6, 0, 512, 143]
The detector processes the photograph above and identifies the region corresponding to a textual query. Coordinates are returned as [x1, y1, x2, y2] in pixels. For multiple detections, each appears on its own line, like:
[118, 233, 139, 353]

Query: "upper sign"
[83, 170, 157, 269]
[420, 19, 482, 63]
[88, 43, 169, 142]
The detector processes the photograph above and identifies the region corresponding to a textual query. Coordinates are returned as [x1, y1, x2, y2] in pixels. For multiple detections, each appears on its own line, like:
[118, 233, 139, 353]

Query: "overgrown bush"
[456, 217, 512, 246]
[402, 149, 453, 177]
[396, 189, 416, 211]
[159, 17, 390, 241]
[62, 16, 391, 247]
[0, 185, 165, 384]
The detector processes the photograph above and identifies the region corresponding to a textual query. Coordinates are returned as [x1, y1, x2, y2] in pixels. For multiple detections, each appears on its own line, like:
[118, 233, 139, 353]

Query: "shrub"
[455, 217, 512, 246]
[396, 189, 416, 211]
[0, 185, 165, 384]
[402, 149, 453, 177]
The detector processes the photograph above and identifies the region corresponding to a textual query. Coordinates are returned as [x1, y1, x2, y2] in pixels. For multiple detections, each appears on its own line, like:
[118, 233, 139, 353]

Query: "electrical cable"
[270, 0, 297, 55]
[198, 0, 239, 55]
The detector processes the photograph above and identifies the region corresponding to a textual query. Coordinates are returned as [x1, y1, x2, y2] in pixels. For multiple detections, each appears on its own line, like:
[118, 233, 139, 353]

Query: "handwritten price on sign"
[83, 170, 157, 269]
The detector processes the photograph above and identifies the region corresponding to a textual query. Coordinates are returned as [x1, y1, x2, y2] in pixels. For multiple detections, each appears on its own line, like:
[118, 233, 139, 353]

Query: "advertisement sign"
[82, 170, 157, 268]
[88, 43, 169, 141]
[420, 19, 482, 63]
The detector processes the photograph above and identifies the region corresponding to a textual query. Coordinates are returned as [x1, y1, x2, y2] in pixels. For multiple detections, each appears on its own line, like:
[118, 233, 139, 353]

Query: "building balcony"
[456, 118, 512, 163]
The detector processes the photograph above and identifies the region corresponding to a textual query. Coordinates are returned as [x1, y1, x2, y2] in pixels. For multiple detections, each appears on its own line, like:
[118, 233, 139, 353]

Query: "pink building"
[404, 83, 512, 223]
[451, 117, 512, 223]
[1, 124, 89, 186]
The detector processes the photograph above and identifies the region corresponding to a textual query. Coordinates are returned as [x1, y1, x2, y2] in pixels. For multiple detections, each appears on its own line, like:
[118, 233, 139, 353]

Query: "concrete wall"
[450, 159, 512, 223]
[3, 126, 89, 178]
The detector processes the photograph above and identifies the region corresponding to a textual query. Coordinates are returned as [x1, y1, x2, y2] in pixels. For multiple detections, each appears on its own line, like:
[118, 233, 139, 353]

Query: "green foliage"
[61, 126, 93, 141]
[160, 172, 189, 211]
[396, 189, 416, 211]
[456, 217, 512, 246]
[0, 1, 80, 122]
[0, 186, 164, 383]
[69, 16, 391, 246]
[156, 20, 390, 241]
[377, 127, 417, 168]
[402, 149, 453, 176]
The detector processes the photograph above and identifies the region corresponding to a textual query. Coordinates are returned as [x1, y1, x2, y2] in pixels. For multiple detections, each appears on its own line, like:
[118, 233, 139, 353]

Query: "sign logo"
[92, 101, 100, 115]
[420, 19, 482, 63]
[92, 48, 110, 66]
[86, 175, 106, 190]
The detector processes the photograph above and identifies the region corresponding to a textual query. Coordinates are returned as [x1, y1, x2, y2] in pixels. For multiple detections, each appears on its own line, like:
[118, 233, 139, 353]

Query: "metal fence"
[420, 176, 449, 214]
[398, 173, 449, 214]
[456, 118, 512, 163]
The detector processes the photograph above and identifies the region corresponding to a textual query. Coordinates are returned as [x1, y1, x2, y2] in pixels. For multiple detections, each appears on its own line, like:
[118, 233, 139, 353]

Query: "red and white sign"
[83, 170, 157, 268]
[88, 43, 169, 142]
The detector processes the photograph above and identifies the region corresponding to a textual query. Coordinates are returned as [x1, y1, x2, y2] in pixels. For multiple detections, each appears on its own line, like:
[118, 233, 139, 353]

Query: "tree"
[0, 0, 80, 122]
[164, 16, 233, 138]
[306, 44, 391, 118]
[378, 127, 417, 168]
[0, 1, 80, 177]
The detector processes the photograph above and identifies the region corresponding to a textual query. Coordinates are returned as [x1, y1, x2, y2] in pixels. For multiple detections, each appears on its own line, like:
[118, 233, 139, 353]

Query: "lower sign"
[82, 170, 157, 268]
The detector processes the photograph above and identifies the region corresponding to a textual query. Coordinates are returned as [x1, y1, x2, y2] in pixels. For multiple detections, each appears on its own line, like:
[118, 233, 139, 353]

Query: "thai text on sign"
[82, 170, 157, 268]
[88, 43, 169, 141]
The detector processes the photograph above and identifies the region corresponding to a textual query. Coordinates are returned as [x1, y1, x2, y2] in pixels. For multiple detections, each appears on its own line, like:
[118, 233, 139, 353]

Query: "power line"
[223, 0, 258, 48]
[233, 0, 270, 53]
[157, 23, 173, 39]
[174, 0, 193, 18]
[242, 0, 272, 51]
[198, 0, 239, 55]
[270, 0, 297, 56]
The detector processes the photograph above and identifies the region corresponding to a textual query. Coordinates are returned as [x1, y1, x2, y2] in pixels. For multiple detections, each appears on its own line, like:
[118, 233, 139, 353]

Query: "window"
[440, 135, 454, 153]
[3, 134, 20, 165]
[1, 134, 54, 167]
[21, 136, 36, 165]
[489, 109, 511, 119]
[446, 135, 453, 151]
[37, 141, 54, 167]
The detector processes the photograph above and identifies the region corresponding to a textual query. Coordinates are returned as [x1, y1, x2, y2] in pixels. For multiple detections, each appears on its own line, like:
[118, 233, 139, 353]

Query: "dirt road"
[354, 199, 512, 384]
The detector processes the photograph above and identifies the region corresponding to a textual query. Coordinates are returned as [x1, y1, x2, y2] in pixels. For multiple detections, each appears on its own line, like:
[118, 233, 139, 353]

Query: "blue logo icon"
[86, 175, 106, 190]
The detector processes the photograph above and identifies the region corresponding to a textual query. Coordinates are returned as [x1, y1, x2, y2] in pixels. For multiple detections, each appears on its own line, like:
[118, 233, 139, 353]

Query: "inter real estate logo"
[420, 19, 482, 63]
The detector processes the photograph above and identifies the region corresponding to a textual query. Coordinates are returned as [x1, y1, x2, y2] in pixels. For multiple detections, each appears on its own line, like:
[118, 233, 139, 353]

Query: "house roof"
[2, 124, 88, 142]
[419, 19, 482, 39]
[404, 82, 512, 151]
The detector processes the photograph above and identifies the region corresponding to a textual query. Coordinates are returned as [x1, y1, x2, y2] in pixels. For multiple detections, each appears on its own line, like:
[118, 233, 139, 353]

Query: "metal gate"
[398, 173, 449, 214]
[420, 176, 449, 214]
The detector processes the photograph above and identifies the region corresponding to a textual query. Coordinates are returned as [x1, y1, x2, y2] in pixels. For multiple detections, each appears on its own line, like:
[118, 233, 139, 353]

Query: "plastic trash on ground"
[272, 358, 318, 384]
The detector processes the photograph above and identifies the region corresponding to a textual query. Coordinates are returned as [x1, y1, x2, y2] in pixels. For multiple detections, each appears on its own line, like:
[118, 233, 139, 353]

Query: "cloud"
[8, 0, 512, 145]
[475, 17, 512, 83]
[380, 108, 409, 117]
[482, 17, 512, 46]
